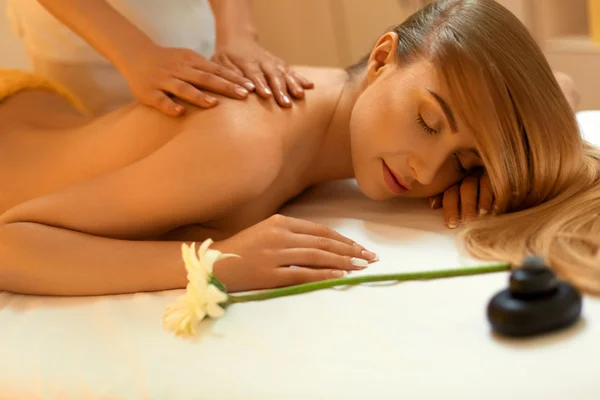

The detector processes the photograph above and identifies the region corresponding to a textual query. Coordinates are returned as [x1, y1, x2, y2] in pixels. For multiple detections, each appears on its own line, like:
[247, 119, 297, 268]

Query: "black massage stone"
[487, 256, 583, 337]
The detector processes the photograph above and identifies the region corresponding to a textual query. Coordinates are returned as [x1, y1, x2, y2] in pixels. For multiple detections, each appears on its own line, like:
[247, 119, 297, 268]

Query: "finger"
[478, 173, 494, 216]
[239, 63, 272, 98]
[292, 233, 377, 262]
[264, 66, 292, 107]
[163, 78, 219, 108]
[176, 68, 249, 101]
[429, 194, 443, 210]
[284, 73, 305, 99]
[459, 174, 480, 222]
[193, 56, 254, 90]
[289, 70, 314, 89]
[276, 267, 347, 286]
[277, 248, 365, 271]
[146, 90, 185, 116]
[280, 217, 362, 248]
[208, 62, 255, 91]
[442, 184, 460, 229]
[219, 57, 245, 78]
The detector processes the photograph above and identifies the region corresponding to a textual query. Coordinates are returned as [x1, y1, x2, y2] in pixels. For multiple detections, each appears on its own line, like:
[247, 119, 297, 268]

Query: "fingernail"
[350, 257, 369, 268]
[174, 105, 184, 113]
[282, 94, 291, 104]
[244, 82, 255, 91]
[361, 250, 378, 261]
[479, 208, 488, 216]
[264, 87, 273, 95]
[235, 87, 249, 97]
[448, 219, 459, 229]
[430, 198, 437, 209]
[332, 270, 347, 278]
[205, 96, 218, 105]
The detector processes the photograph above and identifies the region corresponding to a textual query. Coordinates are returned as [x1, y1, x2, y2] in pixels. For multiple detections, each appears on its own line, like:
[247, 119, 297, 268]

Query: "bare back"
[0, 67, 347, 240]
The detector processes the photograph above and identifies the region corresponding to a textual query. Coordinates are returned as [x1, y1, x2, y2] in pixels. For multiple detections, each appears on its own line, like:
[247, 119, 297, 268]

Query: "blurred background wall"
[1, 0, 599, 109]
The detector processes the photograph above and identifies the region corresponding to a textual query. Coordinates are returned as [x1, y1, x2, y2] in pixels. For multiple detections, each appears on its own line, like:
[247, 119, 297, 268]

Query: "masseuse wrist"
[114, 37, 160, 77]
[215, 26, 259, 49]
[211, 0, 259, 48]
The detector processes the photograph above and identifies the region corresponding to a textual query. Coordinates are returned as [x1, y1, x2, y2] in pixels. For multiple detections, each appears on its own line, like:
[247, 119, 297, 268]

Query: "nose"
[408, 152, 447, 186]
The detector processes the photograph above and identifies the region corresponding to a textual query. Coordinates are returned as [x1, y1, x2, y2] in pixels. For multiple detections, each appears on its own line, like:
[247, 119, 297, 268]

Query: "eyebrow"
[426, 89, 458, 132]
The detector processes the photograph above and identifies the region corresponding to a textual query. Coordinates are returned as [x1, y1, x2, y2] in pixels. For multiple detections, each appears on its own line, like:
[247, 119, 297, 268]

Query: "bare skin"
[4, 31, 569, 296]
[0, 67, 347, 234]
[0, 67, 372, 296]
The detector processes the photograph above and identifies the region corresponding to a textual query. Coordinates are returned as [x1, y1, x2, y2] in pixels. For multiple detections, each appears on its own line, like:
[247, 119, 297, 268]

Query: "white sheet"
[2, 112, 600, 400]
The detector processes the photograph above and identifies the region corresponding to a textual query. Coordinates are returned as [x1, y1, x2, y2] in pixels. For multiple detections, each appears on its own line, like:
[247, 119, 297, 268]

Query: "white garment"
[6, 0, 216, 114]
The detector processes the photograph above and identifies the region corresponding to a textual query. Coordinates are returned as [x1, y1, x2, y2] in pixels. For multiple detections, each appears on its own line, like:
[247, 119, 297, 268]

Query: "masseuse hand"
[122, 45, 256, 116]
[211, 214, 378, 292]
[211, 38, 314, 108]
[429, 168, 494, 229]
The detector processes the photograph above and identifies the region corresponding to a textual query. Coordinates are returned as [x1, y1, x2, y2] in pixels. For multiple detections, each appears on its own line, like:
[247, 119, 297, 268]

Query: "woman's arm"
[0, 223, 186, 295]
[36, 0, 254, 114]
[37, 0, 154, 73]
[0, 115, 280, 295]
[209, 0, 258, 44]
[208, 0, 314, 106]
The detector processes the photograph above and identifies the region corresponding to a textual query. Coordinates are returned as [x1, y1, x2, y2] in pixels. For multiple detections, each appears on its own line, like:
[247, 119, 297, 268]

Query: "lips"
[382, 161, 408, 194]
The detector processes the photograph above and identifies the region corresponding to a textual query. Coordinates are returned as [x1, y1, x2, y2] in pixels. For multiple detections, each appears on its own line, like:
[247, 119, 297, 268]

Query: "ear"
[366, 32, 399, 84]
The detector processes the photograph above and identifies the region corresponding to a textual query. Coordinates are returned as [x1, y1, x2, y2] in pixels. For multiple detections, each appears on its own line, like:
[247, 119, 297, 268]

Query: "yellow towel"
[0, 69, 89, 115]
[591, 0, 600, 43]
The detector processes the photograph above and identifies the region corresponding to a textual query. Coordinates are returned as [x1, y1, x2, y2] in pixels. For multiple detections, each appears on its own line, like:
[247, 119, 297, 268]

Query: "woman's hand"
[122, 45, 256, 116]
[211, 39, 314, 108]
[211, 214, 378, 292]
[429, 169, 494, 229]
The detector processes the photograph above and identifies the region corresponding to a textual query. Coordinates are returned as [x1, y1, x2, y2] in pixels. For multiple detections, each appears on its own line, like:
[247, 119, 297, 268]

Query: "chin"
[354, 170, 393, 201]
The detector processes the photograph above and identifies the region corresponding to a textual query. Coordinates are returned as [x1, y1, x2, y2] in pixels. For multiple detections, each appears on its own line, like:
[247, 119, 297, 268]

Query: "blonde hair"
[384, 0, 600, 294]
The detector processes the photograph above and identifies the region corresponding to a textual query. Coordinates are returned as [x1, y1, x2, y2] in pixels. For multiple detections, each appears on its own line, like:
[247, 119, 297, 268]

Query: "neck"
[305, 71, 366, 186]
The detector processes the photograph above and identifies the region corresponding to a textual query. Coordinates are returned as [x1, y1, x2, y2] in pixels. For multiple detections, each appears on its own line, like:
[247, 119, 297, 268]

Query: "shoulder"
[179, 99, 285, 196]
[289, 66, 349, 86]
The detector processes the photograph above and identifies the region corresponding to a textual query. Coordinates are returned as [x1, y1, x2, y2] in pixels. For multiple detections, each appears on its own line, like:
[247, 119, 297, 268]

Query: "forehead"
[391, 60, 444, 91]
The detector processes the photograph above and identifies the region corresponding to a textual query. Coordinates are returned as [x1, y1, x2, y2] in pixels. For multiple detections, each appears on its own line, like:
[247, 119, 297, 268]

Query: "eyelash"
[417, 115, 467, 174]
[417, 115, 438, 135]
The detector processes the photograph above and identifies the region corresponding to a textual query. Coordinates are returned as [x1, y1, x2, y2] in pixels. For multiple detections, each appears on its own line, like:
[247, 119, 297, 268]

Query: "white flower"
[163, 240, 238, 337]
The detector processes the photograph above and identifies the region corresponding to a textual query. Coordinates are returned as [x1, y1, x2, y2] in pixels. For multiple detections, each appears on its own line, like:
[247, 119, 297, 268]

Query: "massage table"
[1, 111, 600, 400]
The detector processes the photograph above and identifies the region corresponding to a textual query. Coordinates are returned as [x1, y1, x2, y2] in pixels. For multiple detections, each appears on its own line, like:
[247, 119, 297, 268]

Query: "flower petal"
[206, 284, 228, 304]
[206, 302, 226, 319]
[198, 238, 214, 257]
[163, 294, 204, 337]
[197, 239, 239, 274]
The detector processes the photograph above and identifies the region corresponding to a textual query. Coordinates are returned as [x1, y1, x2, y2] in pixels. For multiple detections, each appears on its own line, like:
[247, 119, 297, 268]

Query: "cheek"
[349, 90, 392, 200]
[405, 158, 464, 198]
[349, 90, 383, 147]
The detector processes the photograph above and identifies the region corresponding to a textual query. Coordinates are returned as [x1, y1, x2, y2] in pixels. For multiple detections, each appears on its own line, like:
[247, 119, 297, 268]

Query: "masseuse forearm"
[209, 0, 258, 44]
[0, 222, 187, 296]
[37, 0, 156, 72]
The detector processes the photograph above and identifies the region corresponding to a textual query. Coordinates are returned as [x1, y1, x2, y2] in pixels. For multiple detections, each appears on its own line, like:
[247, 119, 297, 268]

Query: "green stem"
[227, 263, 510, 304]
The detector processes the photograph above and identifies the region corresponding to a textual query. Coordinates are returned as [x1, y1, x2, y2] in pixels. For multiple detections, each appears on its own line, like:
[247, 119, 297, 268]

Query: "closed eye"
[417, 115, 438, 135]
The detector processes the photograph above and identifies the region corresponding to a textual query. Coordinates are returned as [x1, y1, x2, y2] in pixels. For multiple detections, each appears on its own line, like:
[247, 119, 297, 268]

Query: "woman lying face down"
[0, 0, 597, 296]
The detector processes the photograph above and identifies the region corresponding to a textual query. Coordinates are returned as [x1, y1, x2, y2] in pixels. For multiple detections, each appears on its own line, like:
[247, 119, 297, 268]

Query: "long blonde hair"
[384, 0, 600, 294]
